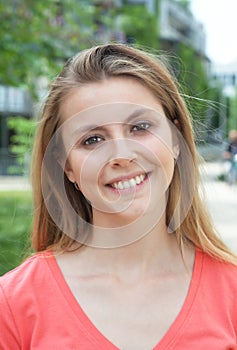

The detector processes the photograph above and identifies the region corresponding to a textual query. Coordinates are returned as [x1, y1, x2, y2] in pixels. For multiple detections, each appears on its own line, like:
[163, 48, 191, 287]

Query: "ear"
[64, 159, 76, 183]
[173, 143, 180, 160]
[54, 146, 76, 183]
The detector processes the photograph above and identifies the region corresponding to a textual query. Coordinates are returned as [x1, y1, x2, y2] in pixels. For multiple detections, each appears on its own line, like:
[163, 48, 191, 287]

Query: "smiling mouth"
[108, 173, 149, 190]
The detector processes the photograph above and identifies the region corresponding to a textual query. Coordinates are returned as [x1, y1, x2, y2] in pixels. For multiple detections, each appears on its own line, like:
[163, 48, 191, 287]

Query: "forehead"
[59, 76, 165, 123]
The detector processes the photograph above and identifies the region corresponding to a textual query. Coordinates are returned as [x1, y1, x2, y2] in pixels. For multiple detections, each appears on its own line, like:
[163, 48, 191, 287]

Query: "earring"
[173, 144, 179, 160]
[74, 182, 80, 190]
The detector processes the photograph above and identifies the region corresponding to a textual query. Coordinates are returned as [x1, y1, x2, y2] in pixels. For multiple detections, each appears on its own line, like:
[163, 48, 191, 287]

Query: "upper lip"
[106, 171, 150, 185]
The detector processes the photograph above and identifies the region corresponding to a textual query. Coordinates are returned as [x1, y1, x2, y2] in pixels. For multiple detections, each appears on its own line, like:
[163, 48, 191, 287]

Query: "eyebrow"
[74, 107, 150, 135]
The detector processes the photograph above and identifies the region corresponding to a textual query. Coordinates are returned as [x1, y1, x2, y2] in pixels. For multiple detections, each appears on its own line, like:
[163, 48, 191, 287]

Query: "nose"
[110, 157, 134, 168]
[109, 139, 137, 168]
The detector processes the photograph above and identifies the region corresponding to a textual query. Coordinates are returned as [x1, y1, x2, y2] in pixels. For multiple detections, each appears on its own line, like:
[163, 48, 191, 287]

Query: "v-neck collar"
[45, 248, 203, 349]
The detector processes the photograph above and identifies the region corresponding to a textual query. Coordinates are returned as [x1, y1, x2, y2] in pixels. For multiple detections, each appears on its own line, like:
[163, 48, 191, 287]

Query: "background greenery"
[8, 117, 36, 175]
[0, 0, 96, 91]
[1, 0, 233, 140]
[0, 191, 32, 276]
[1, 0, 236, 274]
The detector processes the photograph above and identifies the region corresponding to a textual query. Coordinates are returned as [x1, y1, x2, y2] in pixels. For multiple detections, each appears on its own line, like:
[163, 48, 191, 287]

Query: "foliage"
[174, 44, 224, 141]
[0, 0, 96, 93]
[0, 0, 225, 143]
[115, 3, 159, 49]
[176, 0, 191, 10]
[0, 191, 32, 276]
[8, 116, 36, 175]
[227, 94, 237, 131]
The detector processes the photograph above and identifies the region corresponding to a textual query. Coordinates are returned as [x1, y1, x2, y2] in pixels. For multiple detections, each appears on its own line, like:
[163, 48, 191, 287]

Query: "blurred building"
[211, 60, 237, 132]
[125, 0, 206, 56]
[158, 0, 206, 56]
[212, 60, 237, 98]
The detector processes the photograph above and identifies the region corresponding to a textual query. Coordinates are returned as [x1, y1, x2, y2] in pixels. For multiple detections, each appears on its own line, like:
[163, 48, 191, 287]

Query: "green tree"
[173, 44, 224, 141]
[176, 0, 191, 10]
[114, 3, 159, 49]
[8, 116, 36, 174]
[0, 0, 96, 92]
[178, 44, 209, 118]
[1, 1, 97, 175]
[227, 92, 237, 131]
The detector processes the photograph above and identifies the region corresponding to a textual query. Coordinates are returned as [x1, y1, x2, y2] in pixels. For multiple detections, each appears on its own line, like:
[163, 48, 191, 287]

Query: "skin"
[62, 78, 176, 225]
[56, 77, 195, 349]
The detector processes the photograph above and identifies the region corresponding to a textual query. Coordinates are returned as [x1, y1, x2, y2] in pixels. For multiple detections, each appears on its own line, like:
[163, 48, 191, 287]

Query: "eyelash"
[83, 136, 103, 146]
[131, 121, 151, 131]
[82, 121, 152, 146]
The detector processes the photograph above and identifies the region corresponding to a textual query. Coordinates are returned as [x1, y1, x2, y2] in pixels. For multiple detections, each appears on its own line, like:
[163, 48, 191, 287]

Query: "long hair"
[31, 43, 237, 264]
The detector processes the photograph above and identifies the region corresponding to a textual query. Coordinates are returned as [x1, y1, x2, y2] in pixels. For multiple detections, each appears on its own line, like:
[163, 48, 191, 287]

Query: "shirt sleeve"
[0, 283, 21, 349]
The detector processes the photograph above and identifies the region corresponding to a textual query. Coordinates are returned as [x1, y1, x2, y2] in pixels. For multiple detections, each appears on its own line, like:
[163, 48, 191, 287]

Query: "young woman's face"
[60, 77, 178, 227]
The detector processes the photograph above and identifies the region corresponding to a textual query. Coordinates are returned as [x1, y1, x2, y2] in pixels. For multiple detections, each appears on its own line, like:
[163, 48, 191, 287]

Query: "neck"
[77, 219, 194, 284]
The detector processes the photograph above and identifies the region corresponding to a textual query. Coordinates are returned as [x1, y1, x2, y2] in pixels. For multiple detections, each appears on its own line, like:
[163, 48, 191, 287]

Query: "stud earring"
[173, 144, 180, 160]
[74, 182, 80, 190]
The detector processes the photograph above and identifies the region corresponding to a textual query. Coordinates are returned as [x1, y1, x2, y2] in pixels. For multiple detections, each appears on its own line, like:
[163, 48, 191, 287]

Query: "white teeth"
[129, 178, 136, 187]
[123, 181, 130, 189]
[111, 174, 147, 190]
[135, 176, 141, 184]
[117, 182, 123, 189]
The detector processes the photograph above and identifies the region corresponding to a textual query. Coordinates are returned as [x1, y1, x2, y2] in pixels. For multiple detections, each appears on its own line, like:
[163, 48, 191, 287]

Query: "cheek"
[69, 151, 102, 192]
[145, 137, 174, 165]
[145, 138, 175, 186]
[157, 143, 175, 178]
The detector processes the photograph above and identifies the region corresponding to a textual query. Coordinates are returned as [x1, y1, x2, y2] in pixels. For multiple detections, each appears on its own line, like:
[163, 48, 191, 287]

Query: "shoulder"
[0, 251, 58, 334]
[203, 250, 237, 270]
[199, 250, 237, 296]
[0, 252, 54, 298]
[194, 250, 237, 331]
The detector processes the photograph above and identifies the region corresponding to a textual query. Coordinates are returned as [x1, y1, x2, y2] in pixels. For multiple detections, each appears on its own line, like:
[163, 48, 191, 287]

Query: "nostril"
[109, 157, 135, 167]
[109, 139, 137, 166]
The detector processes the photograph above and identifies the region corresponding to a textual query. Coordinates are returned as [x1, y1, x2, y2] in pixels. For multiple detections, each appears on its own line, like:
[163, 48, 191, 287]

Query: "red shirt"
[0, 249, 237, 349]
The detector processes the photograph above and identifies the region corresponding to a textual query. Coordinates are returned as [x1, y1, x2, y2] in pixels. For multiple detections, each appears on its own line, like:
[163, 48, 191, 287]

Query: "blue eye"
[83, 136, 103, 145]
[132, 122, 151, 131]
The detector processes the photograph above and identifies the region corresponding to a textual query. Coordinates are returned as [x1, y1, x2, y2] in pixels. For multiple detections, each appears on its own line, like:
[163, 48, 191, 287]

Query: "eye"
[132, 121, 151, 132]
[83, 135, 104, 146]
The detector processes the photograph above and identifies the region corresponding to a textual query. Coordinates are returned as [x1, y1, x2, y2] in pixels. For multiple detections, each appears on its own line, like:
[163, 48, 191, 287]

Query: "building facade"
[212, 60, 237, 97]
[158, 0, 205, 55]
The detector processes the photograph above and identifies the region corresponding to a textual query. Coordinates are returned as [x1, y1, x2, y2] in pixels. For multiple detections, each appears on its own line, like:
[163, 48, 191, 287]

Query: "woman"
[0, 43, 236, 349]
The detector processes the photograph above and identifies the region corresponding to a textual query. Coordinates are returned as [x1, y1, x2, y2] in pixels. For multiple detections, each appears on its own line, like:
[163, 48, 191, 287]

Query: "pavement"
[0, 176, 31, 191]
[0, 162, 236, 253]
[200, 162, 237, 253]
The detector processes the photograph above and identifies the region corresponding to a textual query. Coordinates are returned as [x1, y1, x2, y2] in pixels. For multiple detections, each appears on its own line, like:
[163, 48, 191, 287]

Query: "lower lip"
[106, 173, 150, 195]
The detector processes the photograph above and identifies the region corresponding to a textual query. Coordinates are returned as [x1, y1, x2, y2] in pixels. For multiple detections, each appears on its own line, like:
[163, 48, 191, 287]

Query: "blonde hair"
[31, 43, 237, 264]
